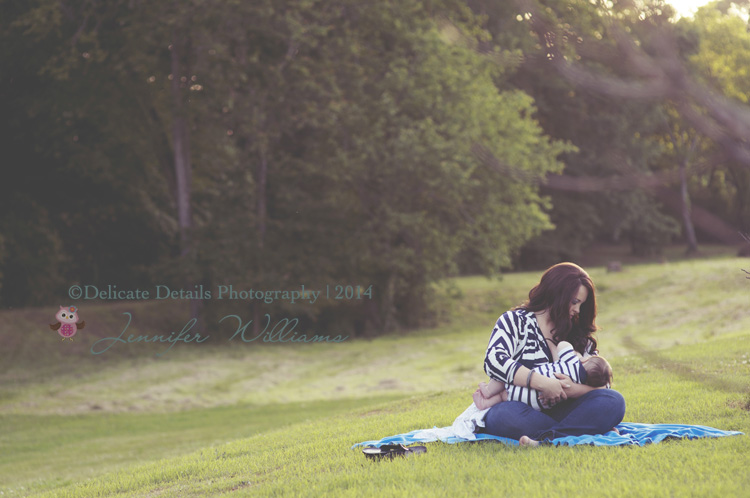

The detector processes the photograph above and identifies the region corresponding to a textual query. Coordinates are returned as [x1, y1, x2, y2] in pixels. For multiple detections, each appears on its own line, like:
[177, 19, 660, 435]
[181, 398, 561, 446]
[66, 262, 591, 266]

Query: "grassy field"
[1, 252, 749, 496]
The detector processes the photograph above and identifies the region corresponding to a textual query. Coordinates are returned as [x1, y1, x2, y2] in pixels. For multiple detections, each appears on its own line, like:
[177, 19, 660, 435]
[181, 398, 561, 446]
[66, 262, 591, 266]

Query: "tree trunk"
[680, 137, 699, 255]
[171, 35, 191, 256]
[680, 161, 698, 255]
[381, 273, 397, 333]
[252, 147, 268, 336]
[171, 26, 200, 323]
[257, 147, 268, 249]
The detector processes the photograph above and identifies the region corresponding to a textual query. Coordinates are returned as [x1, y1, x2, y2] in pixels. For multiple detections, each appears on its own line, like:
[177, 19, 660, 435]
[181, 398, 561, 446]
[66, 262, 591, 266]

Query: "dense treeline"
[469, 0, 750, 265]
[2, 0, 749, 334]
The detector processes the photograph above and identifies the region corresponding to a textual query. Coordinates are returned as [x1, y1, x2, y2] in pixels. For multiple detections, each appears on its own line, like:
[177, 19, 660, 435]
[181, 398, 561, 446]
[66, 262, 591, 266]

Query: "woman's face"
[570, 285, 588, 319]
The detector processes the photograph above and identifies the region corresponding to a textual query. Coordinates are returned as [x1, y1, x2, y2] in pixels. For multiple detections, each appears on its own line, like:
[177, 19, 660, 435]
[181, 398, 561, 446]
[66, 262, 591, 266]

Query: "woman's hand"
[535, 373, 569, 407]
[554, 373, 597, 399]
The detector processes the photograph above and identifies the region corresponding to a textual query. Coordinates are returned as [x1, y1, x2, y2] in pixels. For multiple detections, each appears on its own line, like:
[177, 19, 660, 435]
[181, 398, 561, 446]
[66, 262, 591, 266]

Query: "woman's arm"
[513, 365, 570, 406]
[484, 312, 526, 384]
[554, 373, 604, 398]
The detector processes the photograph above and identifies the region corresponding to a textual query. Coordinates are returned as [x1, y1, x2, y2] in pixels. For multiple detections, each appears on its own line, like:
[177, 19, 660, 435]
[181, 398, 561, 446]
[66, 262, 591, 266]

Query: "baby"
[473, 340, 613, 411]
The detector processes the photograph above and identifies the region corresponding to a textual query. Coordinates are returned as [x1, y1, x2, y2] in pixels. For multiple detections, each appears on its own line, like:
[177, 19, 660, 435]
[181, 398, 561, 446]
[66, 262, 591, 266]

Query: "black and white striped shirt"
[484, 309, 595, 410]
[506, 342, 584, 410]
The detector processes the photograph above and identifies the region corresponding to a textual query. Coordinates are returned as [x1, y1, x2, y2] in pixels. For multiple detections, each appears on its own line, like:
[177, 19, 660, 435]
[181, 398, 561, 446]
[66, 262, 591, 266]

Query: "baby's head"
[581, 356, 612, 387]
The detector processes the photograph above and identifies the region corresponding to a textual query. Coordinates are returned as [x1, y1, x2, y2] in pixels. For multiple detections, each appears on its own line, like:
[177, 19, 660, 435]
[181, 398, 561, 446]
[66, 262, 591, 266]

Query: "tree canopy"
[3, 0, 750, 333]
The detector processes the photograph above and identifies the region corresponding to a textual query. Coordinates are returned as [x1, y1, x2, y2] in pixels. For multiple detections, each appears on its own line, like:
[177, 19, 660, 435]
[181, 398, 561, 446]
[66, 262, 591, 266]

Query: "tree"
[0, 0, 174, 306]
[194, 0, 574, 333]
[2, 0, 573, 336]
[685, 4, 750, 234]
[463, 0, 686, 265]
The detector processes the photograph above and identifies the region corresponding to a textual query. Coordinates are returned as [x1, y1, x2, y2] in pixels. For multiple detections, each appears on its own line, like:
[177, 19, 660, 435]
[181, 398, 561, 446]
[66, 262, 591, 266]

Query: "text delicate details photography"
[64, 284, 373, 355]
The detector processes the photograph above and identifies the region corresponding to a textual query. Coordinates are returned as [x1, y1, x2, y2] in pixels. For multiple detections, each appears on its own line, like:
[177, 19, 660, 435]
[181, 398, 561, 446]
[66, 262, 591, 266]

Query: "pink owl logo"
[50, 306, 86, 341]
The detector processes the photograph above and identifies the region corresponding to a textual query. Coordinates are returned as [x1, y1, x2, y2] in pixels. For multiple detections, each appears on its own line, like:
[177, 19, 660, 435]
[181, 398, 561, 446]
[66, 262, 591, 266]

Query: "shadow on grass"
[621, 335, 750, 398]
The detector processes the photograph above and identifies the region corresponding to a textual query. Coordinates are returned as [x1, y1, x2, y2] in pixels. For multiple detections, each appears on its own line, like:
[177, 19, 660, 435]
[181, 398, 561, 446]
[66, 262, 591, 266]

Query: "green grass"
[1, 254, 749, 496]
[0, 396, 411, 496]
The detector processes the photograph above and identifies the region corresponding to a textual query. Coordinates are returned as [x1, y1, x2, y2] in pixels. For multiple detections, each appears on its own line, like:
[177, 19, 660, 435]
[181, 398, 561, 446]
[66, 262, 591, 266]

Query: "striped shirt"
[484, 309, 595, 410]
[506, 343, 585, 410]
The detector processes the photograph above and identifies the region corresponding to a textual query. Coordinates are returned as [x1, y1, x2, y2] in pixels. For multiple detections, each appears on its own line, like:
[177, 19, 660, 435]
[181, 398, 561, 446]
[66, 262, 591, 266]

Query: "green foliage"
[177, 0, 572, 333]
[1, 0, 571, 334]
[610, 191, 682, 255]
[679, 5, 750, 232]
[0, 198, 64, 306]
[7, 0, 750, 336]
[466, 0, 723, 266]
[516, 195, 602, 269]
[0, 0, 175, 302]
[690, 4, 750, 103]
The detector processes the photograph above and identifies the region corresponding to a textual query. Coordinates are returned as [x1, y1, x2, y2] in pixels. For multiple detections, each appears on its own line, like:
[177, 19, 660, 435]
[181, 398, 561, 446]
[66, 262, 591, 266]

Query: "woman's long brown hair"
[515, 262, 598, 354]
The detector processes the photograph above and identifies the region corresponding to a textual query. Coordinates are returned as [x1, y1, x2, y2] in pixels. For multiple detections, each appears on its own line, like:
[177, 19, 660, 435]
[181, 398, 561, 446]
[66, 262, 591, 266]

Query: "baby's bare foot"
[473, 389, 503, 410]
[473, 389, 490, 410]
[519, 435, 540, 447]
[478, 382, 493, 398]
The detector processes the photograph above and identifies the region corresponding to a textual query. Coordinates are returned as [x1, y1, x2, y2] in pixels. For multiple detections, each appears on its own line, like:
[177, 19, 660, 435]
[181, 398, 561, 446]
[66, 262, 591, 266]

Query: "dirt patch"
[727, 394, 750, 411]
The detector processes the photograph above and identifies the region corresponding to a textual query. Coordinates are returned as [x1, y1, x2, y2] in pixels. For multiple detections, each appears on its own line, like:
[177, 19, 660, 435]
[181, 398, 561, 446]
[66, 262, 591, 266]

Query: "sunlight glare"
[668, 0, 712, 18]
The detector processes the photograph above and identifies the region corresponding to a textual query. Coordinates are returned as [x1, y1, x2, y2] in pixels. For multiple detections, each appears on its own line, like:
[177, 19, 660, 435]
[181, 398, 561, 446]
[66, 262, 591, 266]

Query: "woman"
[477, 262, 625, 445]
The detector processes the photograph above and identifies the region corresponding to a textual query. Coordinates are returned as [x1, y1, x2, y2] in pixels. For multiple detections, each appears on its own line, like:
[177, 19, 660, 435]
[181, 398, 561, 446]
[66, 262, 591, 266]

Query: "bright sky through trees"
[669, 0, 712, 17]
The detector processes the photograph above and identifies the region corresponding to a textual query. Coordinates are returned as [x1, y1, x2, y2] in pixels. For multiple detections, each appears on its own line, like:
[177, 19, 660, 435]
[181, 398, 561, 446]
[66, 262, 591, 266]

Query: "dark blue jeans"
[480, 389, 626, 441]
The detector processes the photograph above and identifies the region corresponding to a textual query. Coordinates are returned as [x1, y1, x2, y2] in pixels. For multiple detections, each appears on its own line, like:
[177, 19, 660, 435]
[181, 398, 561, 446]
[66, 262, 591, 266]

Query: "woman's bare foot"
[519, 435, 540, 447]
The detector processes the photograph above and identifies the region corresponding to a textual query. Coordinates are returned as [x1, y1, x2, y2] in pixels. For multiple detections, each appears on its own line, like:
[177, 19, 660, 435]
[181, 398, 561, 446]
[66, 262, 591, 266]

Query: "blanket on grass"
[352, 422, 743, 448]
[352, 403, 743, 448]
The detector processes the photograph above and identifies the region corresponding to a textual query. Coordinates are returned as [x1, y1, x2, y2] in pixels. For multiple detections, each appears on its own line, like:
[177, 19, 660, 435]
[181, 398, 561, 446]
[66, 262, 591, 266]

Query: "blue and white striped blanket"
[353, 422, 743, 448]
